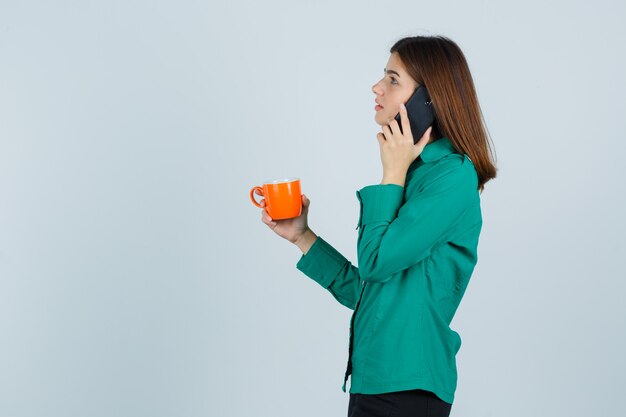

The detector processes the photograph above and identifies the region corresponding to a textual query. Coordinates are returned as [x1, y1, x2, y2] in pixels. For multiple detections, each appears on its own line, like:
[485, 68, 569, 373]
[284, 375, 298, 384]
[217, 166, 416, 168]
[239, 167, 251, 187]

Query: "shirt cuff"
[356, 184, 404, 225]
[296, 236, 349, 289]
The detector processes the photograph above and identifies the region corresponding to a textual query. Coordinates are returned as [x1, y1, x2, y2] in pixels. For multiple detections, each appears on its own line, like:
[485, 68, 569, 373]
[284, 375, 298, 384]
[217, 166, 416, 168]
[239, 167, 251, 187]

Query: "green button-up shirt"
[295, 136, 482, 404]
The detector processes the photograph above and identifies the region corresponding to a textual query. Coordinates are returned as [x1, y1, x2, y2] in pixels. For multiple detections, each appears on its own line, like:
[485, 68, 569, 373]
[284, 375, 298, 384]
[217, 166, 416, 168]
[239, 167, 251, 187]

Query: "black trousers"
[347, 389, 452, 417]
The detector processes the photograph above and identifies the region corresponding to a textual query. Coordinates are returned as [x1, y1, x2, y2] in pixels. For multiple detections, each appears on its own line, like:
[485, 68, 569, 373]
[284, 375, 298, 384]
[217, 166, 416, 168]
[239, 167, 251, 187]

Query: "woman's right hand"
[257, 190, 311, 244]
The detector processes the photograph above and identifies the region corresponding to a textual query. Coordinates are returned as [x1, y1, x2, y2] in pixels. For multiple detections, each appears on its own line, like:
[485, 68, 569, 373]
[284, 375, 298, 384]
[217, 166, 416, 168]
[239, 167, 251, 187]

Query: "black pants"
[347, 389, 452, 417]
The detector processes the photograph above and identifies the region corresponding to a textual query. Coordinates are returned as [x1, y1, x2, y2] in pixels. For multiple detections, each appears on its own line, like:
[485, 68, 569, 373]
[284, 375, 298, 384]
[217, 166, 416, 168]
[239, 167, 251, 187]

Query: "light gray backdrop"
[1, 1, 625, 416]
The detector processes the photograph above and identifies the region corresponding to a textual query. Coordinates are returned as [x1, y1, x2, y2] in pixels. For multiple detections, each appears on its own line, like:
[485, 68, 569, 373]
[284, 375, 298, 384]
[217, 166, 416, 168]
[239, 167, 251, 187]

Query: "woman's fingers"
[261, 209, 273, 222]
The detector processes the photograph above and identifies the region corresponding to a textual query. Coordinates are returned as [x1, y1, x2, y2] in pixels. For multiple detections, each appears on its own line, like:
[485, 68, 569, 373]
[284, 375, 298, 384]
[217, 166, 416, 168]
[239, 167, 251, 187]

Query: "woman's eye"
[390, 77, 398, 85]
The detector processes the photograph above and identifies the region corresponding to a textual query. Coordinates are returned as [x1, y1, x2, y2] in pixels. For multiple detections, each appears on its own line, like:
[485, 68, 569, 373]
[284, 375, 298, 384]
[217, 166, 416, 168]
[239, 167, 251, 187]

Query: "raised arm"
[356, 160, 477, 284]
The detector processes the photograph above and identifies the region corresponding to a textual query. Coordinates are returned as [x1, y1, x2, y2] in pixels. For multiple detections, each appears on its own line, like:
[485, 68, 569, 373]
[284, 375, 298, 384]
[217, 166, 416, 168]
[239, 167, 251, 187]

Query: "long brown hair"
[390, 35, 497, 193]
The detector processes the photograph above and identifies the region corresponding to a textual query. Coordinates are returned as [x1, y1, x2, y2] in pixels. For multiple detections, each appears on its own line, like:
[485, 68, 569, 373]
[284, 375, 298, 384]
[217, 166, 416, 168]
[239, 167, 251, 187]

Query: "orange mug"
[250, 177, 302, 220]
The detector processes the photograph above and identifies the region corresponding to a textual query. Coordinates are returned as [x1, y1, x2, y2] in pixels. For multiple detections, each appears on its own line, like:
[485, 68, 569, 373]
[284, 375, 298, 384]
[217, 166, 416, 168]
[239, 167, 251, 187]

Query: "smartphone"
[393, 85, 435, 144]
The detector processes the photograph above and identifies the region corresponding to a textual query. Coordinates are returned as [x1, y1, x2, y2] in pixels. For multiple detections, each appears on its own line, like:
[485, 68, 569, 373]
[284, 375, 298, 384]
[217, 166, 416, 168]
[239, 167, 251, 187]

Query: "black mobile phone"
[393, 85, 435, 144]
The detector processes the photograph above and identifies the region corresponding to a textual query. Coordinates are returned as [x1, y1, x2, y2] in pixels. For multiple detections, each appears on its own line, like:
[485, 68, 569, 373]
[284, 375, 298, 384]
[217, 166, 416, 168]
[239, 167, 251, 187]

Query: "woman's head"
[373, 35, 497, 193]
[372, 52, 419, 128]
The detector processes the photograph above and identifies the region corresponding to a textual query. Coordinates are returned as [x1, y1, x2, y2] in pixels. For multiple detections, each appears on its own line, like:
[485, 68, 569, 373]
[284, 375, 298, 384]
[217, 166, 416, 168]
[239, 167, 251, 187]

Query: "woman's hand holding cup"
[257, 189, 311, 244]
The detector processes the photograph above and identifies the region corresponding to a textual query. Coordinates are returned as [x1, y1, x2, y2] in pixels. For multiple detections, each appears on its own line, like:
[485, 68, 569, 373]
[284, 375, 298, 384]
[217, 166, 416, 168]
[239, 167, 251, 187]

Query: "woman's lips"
[375, 104, 383, 111]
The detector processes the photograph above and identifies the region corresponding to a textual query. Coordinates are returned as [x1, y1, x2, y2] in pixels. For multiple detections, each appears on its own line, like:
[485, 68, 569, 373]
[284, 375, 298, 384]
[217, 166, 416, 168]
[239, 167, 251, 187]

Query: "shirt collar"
[419, 136, 457, 163]
[406, 136, 457, 174]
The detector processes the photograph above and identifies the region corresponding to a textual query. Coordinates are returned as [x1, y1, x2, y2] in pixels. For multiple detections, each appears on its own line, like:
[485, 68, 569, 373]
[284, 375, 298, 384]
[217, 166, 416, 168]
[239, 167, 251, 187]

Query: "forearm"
[295, 234, 361, 310]
[294, 228, 318, 255]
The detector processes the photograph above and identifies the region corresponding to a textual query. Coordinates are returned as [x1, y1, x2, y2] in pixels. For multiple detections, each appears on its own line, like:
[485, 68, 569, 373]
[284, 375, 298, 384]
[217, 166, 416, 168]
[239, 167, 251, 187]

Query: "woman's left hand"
[377, 103, 433, 176]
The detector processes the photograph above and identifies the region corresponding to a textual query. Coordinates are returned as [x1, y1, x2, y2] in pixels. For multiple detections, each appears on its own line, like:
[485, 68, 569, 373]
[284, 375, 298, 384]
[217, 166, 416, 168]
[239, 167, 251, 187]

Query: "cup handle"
[250, 186, 264, 208]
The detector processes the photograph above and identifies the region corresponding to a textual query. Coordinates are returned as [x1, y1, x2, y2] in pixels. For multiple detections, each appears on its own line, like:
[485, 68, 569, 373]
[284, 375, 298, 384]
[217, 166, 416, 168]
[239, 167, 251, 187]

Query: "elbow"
[358, 267, 394, 284]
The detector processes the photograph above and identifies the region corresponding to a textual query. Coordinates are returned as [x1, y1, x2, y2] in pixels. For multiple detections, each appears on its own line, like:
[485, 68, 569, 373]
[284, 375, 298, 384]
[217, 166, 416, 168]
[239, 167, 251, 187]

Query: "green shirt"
[295, 136, 482, 404]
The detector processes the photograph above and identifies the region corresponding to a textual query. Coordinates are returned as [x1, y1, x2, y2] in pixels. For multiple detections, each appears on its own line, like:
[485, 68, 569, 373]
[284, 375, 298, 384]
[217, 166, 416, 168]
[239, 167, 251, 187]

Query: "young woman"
[257, 35, 497, 417]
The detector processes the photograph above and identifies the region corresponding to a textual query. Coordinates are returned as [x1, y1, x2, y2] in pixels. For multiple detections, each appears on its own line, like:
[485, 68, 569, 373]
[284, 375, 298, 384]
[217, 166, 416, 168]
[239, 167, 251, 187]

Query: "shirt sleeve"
[356, 163, 476, 284]
[296, 235, 361, 310]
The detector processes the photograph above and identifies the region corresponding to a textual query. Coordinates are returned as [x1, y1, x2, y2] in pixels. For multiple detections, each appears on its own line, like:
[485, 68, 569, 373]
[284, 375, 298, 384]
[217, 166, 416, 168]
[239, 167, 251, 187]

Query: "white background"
[1, 1, 625, 416]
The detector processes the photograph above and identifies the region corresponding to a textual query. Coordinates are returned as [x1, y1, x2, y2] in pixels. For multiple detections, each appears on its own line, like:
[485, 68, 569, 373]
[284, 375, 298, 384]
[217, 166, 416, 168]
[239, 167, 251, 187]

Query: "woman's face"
[372, 52, 419, 126]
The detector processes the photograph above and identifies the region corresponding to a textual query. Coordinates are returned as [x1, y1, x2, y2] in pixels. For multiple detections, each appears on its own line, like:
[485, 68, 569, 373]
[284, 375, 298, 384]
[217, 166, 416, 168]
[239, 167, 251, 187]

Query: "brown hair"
[390, 35, 497, 194]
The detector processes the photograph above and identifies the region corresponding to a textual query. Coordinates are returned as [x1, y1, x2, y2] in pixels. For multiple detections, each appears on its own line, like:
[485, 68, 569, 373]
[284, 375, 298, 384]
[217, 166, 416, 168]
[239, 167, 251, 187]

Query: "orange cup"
[250, 177, 302, 220]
